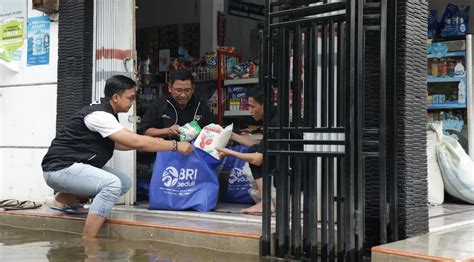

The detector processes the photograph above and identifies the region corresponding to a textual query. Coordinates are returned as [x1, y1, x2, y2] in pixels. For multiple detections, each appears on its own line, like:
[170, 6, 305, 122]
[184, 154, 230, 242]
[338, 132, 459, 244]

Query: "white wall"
[136, 0, 200, 28]
[200, 0, 224, 55]
[224, 14, 260, 60]
[0, 2, 57, 201]
[429, 0, 474, 34]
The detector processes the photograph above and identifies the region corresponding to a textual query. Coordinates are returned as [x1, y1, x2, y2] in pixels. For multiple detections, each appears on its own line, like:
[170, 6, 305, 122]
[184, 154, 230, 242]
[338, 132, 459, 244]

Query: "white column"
[200, 0, 224, 55]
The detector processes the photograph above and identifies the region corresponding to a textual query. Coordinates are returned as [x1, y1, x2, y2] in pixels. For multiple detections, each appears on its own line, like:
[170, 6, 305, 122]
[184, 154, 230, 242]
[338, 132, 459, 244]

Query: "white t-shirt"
[84, 111, 124, 138]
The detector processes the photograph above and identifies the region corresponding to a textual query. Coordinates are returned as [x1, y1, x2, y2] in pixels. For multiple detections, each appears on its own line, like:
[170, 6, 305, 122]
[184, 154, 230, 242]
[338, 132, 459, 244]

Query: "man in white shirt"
[42, 75, 193, 238]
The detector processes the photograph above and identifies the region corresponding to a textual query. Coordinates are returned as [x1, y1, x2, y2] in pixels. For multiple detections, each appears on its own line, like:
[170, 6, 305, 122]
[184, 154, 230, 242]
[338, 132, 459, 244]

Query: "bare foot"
[83, 237, 102, 262]
[55, 192, 80, 208]
[240, 201, 275, 214]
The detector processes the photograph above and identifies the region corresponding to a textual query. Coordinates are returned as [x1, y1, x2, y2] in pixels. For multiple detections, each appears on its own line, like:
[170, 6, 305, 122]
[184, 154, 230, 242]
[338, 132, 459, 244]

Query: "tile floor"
[373, 203, 474, 261]
[2, 199, 474, 260]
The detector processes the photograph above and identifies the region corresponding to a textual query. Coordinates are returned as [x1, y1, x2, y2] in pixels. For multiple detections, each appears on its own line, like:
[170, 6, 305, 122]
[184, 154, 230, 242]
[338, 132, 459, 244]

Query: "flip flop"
[3, 200, 42, 210]
[50, 206, 89, 215]
[0, 199, 19, 208]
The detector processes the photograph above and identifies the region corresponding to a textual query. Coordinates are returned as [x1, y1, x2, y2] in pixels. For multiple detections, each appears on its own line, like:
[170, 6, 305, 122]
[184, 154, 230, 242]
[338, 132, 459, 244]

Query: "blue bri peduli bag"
[221, 145, 256, 205]
[149, 146, 220, 212]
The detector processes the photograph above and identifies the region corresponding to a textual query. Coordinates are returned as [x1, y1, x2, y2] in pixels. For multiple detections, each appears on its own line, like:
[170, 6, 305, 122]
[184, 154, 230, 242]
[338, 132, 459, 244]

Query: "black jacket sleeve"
[137, 98, 165, 135]
[198, 101, 217, 127]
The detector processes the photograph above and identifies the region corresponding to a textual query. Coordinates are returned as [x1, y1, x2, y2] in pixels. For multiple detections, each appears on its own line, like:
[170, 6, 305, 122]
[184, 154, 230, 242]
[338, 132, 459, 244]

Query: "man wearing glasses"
[139, 69, 215, 140]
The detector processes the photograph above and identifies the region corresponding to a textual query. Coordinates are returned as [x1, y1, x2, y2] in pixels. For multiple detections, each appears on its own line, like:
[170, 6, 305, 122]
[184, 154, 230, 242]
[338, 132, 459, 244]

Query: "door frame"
[92, 0, 137, 206]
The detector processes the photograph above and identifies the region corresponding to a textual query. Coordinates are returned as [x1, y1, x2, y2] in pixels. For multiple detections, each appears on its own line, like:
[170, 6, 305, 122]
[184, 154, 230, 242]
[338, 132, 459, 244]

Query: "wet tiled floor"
[373, 203, 474, 261]
[0, 201, 268, 255]
[1, 200, 474, 259]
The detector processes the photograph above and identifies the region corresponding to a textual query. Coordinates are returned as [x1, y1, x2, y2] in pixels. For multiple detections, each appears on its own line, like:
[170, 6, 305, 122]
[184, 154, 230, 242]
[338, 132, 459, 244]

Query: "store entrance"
[133, 0, 263, 213]
[426, 0, 474, 207]
[134, 0, 204, 204]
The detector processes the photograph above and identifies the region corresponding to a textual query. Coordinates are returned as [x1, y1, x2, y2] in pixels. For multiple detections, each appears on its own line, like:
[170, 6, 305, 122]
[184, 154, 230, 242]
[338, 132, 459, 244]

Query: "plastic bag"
[427, 122, 444, 205]
[179, 120, 201, 142]
[220, 145, 256, 204]
[436, 131, 474, 204]
[194, 123, 233, 159]
[149, 147, 220, 211]
[440, 4, 470, 37]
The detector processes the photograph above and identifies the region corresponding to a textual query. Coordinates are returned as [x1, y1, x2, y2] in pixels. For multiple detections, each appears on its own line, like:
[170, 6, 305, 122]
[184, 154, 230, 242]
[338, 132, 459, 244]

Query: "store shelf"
[427, 76, 465, 83]
[427, 51, 466, 58]
[224, 78, 259, 86]
[224, 110, 251, 117]
[194, 79, 217, 84]
[427, 102, 467, 110]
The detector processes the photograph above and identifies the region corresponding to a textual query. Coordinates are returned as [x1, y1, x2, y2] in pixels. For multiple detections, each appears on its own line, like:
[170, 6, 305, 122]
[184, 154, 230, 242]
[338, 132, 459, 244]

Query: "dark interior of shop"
[133, 0, 263, 207]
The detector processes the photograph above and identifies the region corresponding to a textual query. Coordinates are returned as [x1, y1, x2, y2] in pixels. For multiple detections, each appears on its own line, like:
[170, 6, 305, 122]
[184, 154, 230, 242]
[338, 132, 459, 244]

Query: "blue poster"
[27, 16, 50, 66]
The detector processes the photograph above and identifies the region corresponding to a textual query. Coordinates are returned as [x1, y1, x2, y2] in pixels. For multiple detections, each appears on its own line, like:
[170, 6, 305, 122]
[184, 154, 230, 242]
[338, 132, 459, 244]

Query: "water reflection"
[0, 225, 262, 261]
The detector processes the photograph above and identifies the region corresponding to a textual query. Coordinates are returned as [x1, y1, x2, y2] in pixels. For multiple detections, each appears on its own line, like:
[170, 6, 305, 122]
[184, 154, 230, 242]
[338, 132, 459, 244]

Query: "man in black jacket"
[42, 75, 193, 238]
[138, 69, 215, 139]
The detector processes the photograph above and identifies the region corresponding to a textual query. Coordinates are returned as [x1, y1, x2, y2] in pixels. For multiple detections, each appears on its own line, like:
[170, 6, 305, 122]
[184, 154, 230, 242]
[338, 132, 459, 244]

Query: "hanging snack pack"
[194, 123, 233, 159]
[428, 10, 438, 39]
[179, 120, 202, 142]
[440, 4, 470, 38]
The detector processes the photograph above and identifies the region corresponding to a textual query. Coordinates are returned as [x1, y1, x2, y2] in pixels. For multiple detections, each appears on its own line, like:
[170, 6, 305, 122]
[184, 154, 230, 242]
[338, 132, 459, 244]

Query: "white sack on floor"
[436, 130, 474, 204]
[427, 122, 445, 205]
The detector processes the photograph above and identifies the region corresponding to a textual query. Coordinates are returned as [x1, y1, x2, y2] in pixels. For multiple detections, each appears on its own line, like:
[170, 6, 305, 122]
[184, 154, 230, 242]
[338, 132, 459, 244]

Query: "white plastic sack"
[436, 132, 474, 204]
[427, 122, 444, 205]
[194, 123, 233, 159]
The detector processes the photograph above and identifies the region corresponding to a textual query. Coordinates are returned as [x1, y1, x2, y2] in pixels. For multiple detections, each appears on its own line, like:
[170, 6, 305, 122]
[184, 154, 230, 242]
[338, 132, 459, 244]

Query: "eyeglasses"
[172, 88, 193, 95]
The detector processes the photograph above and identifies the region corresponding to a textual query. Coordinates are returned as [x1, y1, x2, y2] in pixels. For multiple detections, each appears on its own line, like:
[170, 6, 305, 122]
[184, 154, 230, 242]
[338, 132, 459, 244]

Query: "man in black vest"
[138, 69, 215, 139]
[42, 75, 193, 238]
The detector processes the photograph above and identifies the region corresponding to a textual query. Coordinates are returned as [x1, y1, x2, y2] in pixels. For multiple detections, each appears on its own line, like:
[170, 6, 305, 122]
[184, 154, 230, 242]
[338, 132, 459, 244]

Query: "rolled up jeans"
[43, 163, 131, 217]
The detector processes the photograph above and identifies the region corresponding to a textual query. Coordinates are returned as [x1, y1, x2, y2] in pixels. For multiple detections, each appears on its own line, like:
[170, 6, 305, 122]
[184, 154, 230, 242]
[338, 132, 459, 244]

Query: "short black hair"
[104, 75, 136, 99]
[170, 69, 195, 86]
[246, 84, 264, 105]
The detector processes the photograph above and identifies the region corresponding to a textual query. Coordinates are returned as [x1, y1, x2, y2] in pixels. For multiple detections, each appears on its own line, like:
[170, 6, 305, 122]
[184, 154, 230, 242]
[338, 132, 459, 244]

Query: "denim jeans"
[43, 163, 131, 217]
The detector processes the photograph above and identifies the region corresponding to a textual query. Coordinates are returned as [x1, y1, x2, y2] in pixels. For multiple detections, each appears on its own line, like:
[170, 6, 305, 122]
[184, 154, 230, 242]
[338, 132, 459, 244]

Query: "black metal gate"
[260, 0, 399, 260]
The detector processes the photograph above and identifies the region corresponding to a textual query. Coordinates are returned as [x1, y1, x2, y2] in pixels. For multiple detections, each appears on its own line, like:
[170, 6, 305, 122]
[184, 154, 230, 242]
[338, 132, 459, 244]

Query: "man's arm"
[230, 132, 260, 147]
[115, 142, 134, 151]
[109, 128, 192, 154]
[216, 147, 263, 166]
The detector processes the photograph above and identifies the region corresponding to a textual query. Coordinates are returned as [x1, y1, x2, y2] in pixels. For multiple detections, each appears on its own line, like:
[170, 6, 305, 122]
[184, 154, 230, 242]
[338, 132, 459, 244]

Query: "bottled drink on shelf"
[458, 81, 466, 104]
[438, 59, 448, 77]
[454, 60, 465, 76]
[431, 58, 439, 77]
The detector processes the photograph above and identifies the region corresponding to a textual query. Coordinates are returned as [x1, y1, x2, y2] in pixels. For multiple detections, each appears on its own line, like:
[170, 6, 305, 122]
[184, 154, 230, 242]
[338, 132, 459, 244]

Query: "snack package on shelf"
[428, 10, 438, 39]
[194, 123, 233, 159]
[440, 4, 470, 38]
[227, 61, 259, 79]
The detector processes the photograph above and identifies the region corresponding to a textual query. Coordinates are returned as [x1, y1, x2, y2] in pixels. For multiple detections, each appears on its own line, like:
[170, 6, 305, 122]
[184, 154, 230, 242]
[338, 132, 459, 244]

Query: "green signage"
[1, 19, 24, 50]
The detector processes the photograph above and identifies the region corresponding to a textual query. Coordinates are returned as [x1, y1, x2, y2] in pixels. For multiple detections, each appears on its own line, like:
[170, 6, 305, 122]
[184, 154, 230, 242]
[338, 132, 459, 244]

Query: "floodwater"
[0, 225, 262, 261]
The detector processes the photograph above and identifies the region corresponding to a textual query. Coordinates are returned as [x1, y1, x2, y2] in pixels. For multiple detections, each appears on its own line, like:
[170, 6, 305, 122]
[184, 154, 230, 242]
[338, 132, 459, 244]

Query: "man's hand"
[167, 124, 181, 137]
[216, 147, 233, 159]
[177, 141, 193, 155]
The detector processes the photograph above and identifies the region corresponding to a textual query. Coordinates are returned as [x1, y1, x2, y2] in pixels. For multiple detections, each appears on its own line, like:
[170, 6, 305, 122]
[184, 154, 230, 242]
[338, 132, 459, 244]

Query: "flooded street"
[0, 225, 262, 261]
